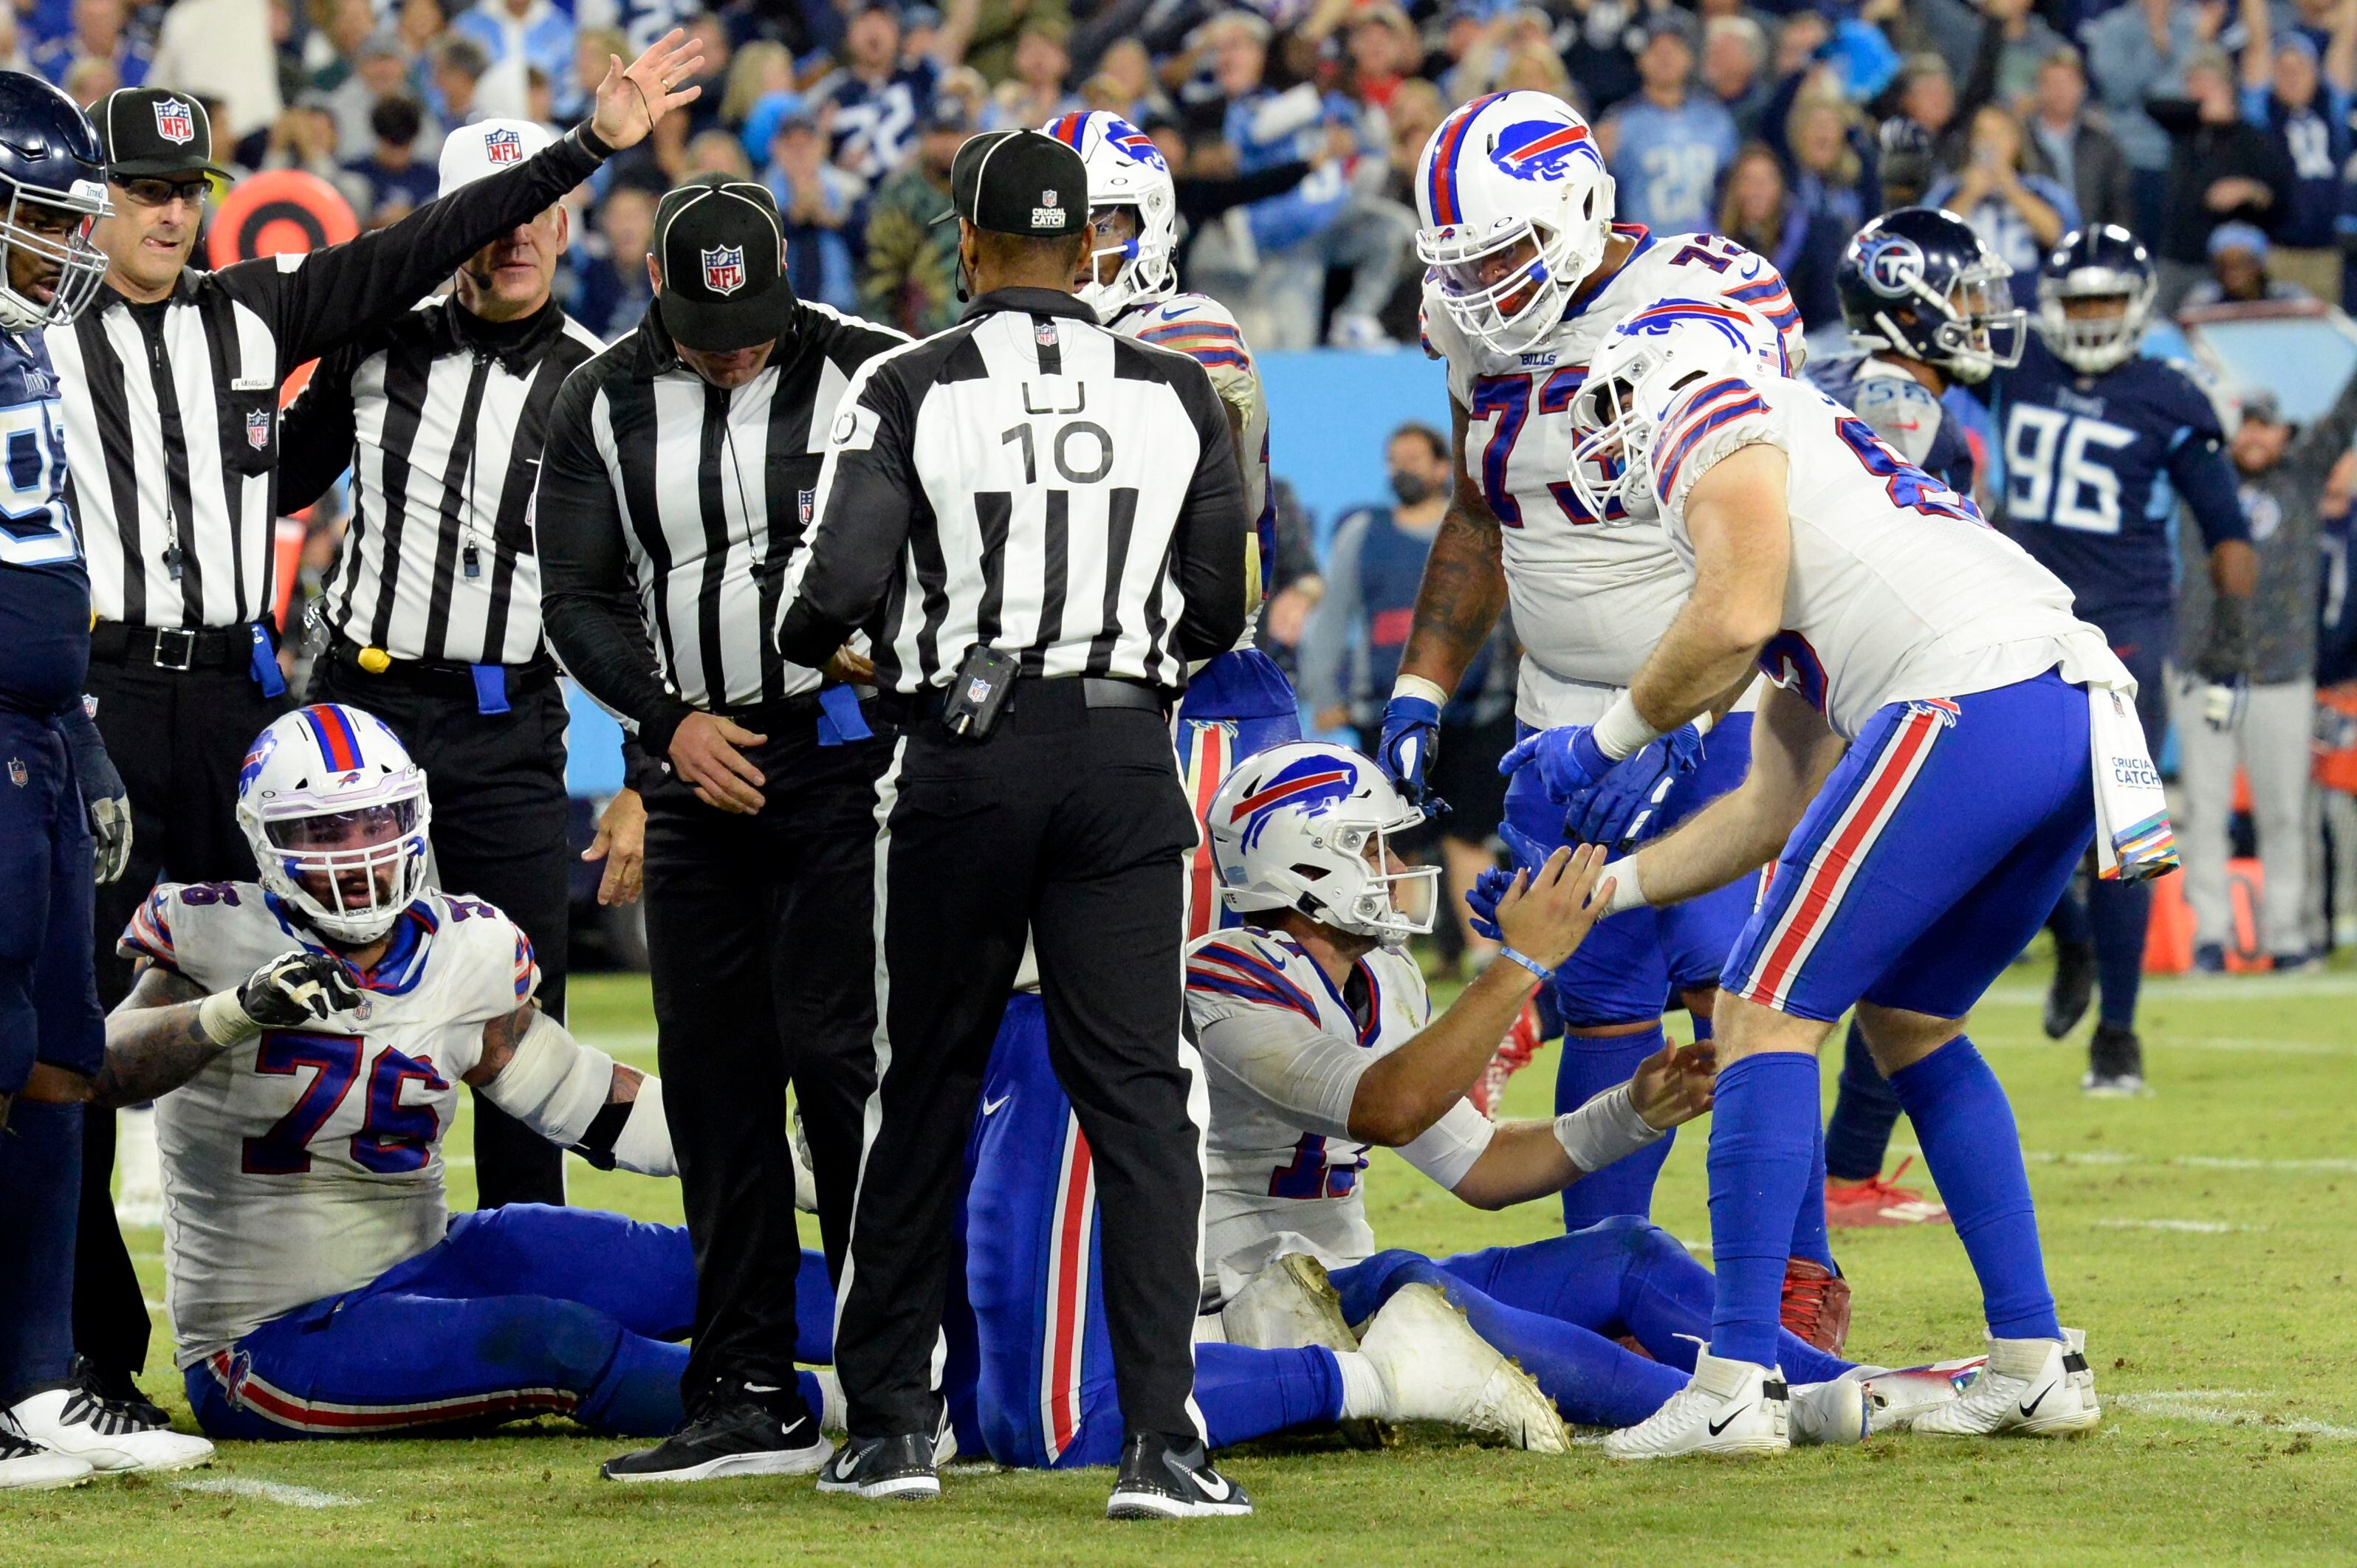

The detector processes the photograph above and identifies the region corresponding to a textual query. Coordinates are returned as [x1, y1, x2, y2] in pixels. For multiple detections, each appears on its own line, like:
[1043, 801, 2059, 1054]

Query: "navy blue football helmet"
[2035, 224, 2156, 376]
[1836, 207, 2025, 384]
[0, 71, 109, 331]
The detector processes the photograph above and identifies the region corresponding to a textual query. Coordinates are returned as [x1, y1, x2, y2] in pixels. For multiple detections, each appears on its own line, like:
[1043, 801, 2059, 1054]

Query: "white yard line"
[1893, 1144, 2357, 1176]
[174, 1476, 366, 1508]
[2093, 1218, 2264, 1234]
[1983, 972, 2357, 1003]
[2110, 1390, 2357, 1441]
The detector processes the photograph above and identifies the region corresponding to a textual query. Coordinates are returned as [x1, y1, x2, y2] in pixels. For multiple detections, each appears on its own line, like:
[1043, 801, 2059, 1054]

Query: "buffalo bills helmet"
[2034, 224, 2157, 375]
[1207, 742, 1438, 946]
[236, 705, 434, 943]
[1414, 90, 1615, 356]
[1836, 207, 2024, 384]
[1565, 296, 1788, 523]
[1041, 110, 1177, 320]
[0, 72, 109, 332]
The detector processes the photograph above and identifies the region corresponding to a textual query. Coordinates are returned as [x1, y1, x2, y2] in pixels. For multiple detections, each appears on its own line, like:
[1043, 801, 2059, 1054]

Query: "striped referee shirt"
[775, 287, 1246, 692]
[535, 295, 908, 752]
[277, 298, 603, 666]
[45, 125, 611, 632]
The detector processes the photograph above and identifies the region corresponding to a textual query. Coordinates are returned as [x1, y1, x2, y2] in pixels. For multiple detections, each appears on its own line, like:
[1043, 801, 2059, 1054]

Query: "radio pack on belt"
[942, 645, 1020, 738]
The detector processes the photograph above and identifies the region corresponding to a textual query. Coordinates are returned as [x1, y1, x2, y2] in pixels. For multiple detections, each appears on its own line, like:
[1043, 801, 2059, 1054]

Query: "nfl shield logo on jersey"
[6, 757, 24, 787]
[484, 127, 523, 165]
[797, 488, 814, 529]
[701, 245, 745, 296]
[153, 97, 196, 144]
[246, 408, 271, 450]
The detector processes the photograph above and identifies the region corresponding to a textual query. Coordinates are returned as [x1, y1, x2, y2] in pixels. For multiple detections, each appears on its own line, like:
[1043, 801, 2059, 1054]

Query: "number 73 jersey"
[118, 882, 540, 1365]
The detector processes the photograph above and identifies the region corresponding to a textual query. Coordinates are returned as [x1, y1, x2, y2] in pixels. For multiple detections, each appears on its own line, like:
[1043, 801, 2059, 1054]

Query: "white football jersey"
[1647, 371, 2127, 740]
[1184, 928, 1492, 1296]
[1108, 291, 1271, 653]
[1421, 226, 1811, 726]
[119, 884, 540, 1365]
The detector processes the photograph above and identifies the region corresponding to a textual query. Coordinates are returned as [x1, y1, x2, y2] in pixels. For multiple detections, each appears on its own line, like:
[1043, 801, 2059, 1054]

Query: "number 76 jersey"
[118, 882, 539, 1365]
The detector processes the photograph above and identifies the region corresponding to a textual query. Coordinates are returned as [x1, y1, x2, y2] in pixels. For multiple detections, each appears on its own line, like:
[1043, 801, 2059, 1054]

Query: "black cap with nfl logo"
[95, 86, 231, 180]
[652, 174, 800, 353]
[937, 128, 1087, 237]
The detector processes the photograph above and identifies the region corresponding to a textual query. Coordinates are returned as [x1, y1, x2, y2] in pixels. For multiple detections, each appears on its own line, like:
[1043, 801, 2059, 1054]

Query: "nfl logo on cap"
[153, 97, 196, 145]
[701, 244, 745, 296]
[245, 408, 270, 450]
[484, 127, 523, 165]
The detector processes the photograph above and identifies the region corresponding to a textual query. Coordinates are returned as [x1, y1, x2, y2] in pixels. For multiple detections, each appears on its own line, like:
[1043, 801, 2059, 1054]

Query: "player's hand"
[589, 28, 706, 151]
[1465, 819, 1558, 941]
[583, 788, 647, 905]
[1627, 1038, 1716, 1131]
[1377, 692, 1444, 806]
[1497, 723, 1616, 803]
[1566, 723, 1703, 848]
[1490, 842, 1612, 972]
[60, 697, 132, 884]
[239, 951, 364, 1028]
[669, 711, 766, 815]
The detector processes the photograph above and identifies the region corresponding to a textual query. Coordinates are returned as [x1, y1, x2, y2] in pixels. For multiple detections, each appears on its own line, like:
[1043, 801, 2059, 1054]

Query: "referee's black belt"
[882, 675, 1168, 726]
[327, 638, 559, 702]
[91, 620, 260, 672]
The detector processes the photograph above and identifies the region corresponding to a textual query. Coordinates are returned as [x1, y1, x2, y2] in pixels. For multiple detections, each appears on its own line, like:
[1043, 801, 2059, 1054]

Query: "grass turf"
[14, 953, 2357, 1567]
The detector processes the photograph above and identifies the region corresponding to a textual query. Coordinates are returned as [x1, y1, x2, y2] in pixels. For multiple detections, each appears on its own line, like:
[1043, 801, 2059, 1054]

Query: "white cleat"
[1847, 1356, 1989, 1434]
[1221, 1253, 1359, 1353]
[1788, 1377, 1870, 1446]
[1905, 1329, 2099, 1437]
[1605, 1348, 1788, 1459]
[1357, 1283, 1568, 1453]
[7, 1386, 214, 1474]
[0, 1414, 94, 1490]
[113, 1104, 165, 1229]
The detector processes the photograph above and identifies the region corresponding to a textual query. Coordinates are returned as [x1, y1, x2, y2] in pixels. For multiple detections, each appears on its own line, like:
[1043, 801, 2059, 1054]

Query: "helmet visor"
[1418, 222, 1565, 352]
[1938, 266, 2026, 373]
[265, 800, 424, 925]
[0, 180, 109, 328]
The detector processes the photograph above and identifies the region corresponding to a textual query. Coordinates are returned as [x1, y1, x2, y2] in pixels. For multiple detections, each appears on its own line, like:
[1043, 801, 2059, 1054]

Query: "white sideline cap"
[438, 119, 557, 199]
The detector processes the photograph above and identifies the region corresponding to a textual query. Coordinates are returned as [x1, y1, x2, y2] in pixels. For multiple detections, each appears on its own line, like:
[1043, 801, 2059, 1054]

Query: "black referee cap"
[935, 128, 1087, 238]
[95, 87, 230, 181]
[653, 175, 798, 353]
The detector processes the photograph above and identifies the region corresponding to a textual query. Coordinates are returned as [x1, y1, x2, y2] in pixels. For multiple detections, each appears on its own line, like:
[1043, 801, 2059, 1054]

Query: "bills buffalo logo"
[1857, 234, 1926, 299]
[701, 244, 745, 296]
[1616, 299, 1760, 357]
[483, 127, 524, 165]
[1490, 118, 1601, 180]
[153, 97, 196, 145]
[246, 408, 271, 450]
[1229, 756, 1359, 851]
[236, 726, 280, 793]
[1110, 125, 1166, 172]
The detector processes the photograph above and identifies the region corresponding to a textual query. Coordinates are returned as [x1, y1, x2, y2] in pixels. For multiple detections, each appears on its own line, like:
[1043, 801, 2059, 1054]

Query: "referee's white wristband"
[1599, 856, 1647, 914]
[1553, 1082, 1664, 1174]
[1391, 673, 1449, 706]
[1592, 693, 1662, 761]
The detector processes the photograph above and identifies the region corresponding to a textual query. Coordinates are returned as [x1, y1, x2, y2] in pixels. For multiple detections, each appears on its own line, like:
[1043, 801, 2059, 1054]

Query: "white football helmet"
[1414, 90, 1616, 356]
[236, 704, 433, 944]
[1565, 297, 1788, 524]
[1043, 110, 1178, 320]
[1207, 742, 1438, 948]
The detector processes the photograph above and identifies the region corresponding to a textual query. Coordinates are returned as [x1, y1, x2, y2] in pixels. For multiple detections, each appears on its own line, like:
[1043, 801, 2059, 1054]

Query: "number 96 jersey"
[117, 882, 541, 1366]
[1420, 227, 1809, 726]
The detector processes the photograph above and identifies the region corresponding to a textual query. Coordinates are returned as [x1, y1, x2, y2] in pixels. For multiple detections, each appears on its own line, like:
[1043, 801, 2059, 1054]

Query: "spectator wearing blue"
[2239, 0, 2356, 306]
[2181, 220, 2316, 306]
[2081, 0, 2215, 241]
[342, 95, 441, 227]
[31, 0, 148, 90]
[2149, 46, 2296, 314]
[1599, 11, 1737, 238]
[567, 177, 659, 340]
[454, 0, 576, 117]
[752, 94, 863, 312]
[816, 1, 941, 183]
[1925, 105, 2076, 306]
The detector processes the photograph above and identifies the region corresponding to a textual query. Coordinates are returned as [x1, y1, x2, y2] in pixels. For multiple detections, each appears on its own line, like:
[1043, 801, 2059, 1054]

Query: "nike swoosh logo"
[1707, 1403, 1752, 1437]
[1193, 1471, 1232, 1501]
[982, 1094, 1012, 1116]
[1160, 302, 1193, 320]
[2019, 1382, 2056, 1418]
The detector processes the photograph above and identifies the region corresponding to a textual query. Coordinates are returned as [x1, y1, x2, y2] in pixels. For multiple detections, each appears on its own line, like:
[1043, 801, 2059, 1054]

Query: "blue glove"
[1378, 692, 1444, 808]
[1567, 724, 1704, 849]
[1465, 819, 1559, 941]
[1497, 723, 1616, 804]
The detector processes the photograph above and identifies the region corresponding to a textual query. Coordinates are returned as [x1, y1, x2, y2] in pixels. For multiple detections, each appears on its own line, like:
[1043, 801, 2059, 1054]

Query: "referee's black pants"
[309, 656, 574, 1209]
[78, 650, 289, 1391]
[641, 700, 886, 1412]
[837, 682, 1207, 1444]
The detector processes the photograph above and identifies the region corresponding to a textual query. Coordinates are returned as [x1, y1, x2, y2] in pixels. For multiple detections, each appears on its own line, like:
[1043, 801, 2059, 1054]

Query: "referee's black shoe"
[1106, 1432, 1252, 1520]
[815, 1430, 941, 1500]
[600, 1384, 833, 1482]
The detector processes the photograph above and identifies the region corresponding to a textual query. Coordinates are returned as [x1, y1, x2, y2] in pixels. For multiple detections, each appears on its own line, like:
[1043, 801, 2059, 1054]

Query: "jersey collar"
[1562, 224, 1653, 323]
[263, 893, 439, 994]
[961, 286, 1099, 324]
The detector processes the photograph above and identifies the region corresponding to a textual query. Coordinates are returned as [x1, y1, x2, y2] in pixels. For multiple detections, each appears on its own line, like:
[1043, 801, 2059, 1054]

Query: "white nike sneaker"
[1221, 1254, 1359, 1353]
[1604, 1348, 1788, 1459]
[114, 1104, 165, 1229]
[7, 1385, 213, 1474]
[0, 1414, 94, 1490]
[1787, 1377, 1869, 1446]
[1905, 1329, 2099, 1437]
[1356, 1283, 1568, 1453]
[1846, 1356, 1989, 1434]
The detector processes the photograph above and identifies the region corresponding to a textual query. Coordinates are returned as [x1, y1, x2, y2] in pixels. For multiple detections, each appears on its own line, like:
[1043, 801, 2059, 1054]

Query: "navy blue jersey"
[0, 328, 88, 714]
[819, 61, 939, 182]
[1807, 352, 1977, 497]
[1989, 337, 2245, 628]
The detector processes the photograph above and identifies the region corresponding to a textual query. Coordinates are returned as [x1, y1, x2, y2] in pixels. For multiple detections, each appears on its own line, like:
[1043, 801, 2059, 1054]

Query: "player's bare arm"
[1449, 1036, 1715, 1210]
[1395, 395, 1510, 697]
[91, 962, 219, 1108]
[465, 1000, 645, 1107]
[1624, 444, 1792, 735]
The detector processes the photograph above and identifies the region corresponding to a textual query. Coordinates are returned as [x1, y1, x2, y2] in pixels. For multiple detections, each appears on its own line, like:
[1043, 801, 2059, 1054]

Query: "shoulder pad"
[1185, 930, 1321, 1021]
[1847, 374, 1943, 467]
[421, 892, 542, 1014]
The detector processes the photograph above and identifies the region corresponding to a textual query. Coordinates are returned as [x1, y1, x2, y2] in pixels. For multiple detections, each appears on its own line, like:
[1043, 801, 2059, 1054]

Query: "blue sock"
[2090, 879, 2150, 1029]
[1823, 1020, 1904, 1182]
[1556, 1024, 1672, 1228]
[796, 1248, 836, 1363]
[576, 1327, 693, 1436]
[1704, 1053, 1819, 1367]
[1888, 1037, 2062, 1341]
[1787, 1111, 1836, 1271]
[2048, 884, 2091, 947]
[1196, 1344, 1342, 1445]
[0, 1098, 82, 1408]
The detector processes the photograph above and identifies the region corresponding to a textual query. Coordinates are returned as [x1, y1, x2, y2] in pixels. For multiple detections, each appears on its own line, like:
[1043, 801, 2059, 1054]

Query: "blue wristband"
[1497, 945, 1553, 982]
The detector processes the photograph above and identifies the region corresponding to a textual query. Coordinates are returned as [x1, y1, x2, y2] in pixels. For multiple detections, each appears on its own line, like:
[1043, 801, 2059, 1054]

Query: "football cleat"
[1604, 1347, 1788, 1459]
[1824, 1157, 1950, 1228]
[1848, 1356, 1988, 1434]
[2044, 938, 2096, 1038]
[815, 1429, 941, 1500]
[601, 1389, 834, 1482]
[1222, 1253, 1359, 1354]
[1358, 1283, 1568, 1452]
[1786, 1377, 1870, 1446]
[0, 1413, 94, 1490]
[6, 1384, 213, 1474]
[2082, 1024, 2147, 1096]
[1905, 1329, 2098, 1437]
[1106, 1431, 1252, 1519]
[1470, 997, 1548, 1119]
[1779, 1258, 1851, 1353]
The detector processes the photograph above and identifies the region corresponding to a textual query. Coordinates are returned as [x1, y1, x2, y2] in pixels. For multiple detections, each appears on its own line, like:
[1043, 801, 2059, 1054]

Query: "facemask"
[1389, 469, 1435, 506]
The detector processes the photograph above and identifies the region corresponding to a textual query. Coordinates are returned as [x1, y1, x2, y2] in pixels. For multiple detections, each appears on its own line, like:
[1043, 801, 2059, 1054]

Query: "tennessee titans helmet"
[2034, 224, 2157, 376]
[0, 72, 109, 332]
[237, 704, 434, 943]
[1040, 110, 1177, 320]
[1836, 207, 2025, 384]
[1206, 742, 1438, 946]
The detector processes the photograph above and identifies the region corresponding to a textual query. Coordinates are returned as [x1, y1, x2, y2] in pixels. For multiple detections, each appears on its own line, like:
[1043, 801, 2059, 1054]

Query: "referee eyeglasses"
[117, 176, 210, 210]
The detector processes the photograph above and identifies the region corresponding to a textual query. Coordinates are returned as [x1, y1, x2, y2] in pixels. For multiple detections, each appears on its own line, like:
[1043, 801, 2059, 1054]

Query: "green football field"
[16, 952, 2357, 1567]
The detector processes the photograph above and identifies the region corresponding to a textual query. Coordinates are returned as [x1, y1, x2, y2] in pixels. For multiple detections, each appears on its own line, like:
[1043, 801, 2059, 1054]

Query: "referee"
[274, 120, 618, 1210]
[776, 128, 1250, 1518]
[44, 43, 705, 1410]
[535, 174, 908, 1483]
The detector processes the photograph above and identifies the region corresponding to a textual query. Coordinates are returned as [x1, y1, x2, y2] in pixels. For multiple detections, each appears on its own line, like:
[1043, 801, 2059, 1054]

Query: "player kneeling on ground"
[94, 706, 716, 1443]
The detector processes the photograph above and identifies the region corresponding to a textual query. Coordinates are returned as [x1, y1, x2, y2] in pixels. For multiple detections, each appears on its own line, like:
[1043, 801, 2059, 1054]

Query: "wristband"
[1553, 1082, 1664, 1174]
[1599, 856, 1646, 913]
[196, 990, 261, 1047]
[1592, 692, 1662, 761]
[1391, 673, 1449, 706]
[1497, 945, 1553, 982]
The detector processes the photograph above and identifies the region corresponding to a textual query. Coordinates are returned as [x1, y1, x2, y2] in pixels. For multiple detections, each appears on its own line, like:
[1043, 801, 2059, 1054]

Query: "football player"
[1383, 90, 1845, 1351]
[1523, 298, 2147, 1456]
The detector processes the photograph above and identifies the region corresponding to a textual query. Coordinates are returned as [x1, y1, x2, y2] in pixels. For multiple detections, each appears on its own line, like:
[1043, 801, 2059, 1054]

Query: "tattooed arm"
[1396, 393, 1511, 697]
[94, 963, 228, 1109]
[467, 1001, 671, 1175]
[463, 1000, 644, 1103]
